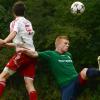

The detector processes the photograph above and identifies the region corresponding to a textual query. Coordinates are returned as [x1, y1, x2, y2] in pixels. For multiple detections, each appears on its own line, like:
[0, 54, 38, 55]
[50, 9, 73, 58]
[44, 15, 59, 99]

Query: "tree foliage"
[0, 0, 100, 99]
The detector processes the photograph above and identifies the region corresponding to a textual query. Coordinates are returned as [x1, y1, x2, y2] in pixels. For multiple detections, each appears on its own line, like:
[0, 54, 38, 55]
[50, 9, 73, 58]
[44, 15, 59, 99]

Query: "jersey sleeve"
[10, 20, 20, 33]
[38, 51, 51, 61]
[13, 20, 19, 33]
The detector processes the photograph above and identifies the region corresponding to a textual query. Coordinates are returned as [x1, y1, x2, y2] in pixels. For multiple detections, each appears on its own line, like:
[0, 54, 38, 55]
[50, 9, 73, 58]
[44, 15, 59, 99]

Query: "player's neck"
[15, 16, 24, 18]
[55, 48, 64, 54]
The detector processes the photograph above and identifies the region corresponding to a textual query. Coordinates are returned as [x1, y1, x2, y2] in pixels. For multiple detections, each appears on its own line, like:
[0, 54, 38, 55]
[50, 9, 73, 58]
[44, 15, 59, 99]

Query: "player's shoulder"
[15, 17, 27, 22]
[42, 50, 53, 54]
[10, 17, 21, 25]
[22, 17, 31, 23]
[38, 50, 53, 55]
[10, 20, 14, 25]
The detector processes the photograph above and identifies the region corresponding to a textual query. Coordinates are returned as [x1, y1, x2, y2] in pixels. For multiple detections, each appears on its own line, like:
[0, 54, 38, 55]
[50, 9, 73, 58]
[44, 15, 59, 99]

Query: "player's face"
[57, 39, 70, 53]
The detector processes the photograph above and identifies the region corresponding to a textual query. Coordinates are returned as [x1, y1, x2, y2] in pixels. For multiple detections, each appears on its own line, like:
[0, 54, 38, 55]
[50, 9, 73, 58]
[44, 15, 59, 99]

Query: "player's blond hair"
[55, 35, 69, 46]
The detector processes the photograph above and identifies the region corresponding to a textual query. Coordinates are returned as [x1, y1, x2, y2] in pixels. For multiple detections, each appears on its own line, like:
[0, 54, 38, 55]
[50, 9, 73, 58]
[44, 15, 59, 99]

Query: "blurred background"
[0, 0, 100, 100]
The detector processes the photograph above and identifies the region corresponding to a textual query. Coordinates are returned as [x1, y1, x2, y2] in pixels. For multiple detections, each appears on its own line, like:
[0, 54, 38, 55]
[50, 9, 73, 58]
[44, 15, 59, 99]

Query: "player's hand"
[15, 43, 25, 52]
[16, 47, 25, 53]
[16, 42, 24, 48]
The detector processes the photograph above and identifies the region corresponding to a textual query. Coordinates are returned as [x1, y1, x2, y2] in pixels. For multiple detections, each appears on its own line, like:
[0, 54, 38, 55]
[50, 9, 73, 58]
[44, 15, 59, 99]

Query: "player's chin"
[64, 48, 68, 52]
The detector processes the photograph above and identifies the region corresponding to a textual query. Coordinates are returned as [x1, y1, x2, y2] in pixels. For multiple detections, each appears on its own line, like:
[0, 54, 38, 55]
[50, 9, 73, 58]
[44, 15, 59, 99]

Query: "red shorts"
[6, 52, 37, 79]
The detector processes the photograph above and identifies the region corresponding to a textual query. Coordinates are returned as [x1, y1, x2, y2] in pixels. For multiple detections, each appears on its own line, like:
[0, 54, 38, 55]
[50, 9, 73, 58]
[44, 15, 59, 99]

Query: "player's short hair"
[55, 35, 69, 42]
[12, 1, 25, 16]
[55, 35, 69, 46]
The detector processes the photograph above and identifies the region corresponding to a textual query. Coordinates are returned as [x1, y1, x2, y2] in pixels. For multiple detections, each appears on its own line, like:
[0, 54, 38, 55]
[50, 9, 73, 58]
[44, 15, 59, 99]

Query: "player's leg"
[97, 56, 100, 70]
[61, 82, 77, 100]
[0, 52, 23, 96]
[80, 68, 100, 80]
[18, 57, 37, 100]
[0, 67, 15, 96]
[24, 77, 37, 100]
[61, 75, 87, 100]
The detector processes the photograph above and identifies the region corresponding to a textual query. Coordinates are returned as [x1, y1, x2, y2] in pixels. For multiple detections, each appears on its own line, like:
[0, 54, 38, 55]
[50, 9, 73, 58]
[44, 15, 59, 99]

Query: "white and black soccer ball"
[71, 1, 85, 15]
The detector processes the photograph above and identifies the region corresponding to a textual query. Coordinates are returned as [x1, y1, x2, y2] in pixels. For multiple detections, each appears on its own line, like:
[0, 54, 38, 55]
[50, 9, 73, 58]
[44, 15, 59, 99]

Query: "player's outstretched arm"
[5, 43, 16, 48]
[0, 40, 15, 50]
[0, 39, 6, 50]
[4, 31, 17, 43]
[0, 31, 16, 47]
[0, 39, 5, 46]
[16, 47, 38, 58]
[25, 50, 38, 58]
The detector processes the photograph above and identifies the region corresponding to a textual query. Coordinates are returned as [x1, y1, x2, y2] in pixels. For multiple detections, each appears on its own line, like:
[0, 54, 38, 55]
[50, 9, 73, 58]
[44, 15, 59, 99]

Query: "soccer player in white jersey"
[0, 1, 37, 100]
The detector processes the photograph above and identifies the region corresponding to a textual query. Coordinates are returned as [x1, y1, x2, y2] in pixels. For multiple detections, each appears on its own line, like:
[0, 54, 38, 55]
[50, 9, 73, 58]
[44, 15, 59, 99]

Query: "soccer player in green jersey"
[17, 35, 100, 100]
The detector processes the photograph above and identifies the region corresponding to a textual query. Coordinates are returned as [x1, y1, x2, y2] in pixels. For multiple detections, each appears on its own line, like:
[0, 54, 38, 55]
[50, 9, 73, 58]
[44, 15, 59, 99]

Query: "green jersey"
[38, 50, 78, 87]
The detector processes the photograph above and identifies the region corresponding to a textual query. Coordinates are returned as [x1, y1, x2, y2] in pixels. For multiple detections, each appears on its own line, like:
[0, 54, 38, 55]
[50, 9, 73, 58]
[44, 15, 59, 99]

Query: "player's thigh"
[6, 52, 35, 71]
[18, 62, 36, 80]
[6, 53, 22, 71]
[61, 79, 77, 100]
[61, 76, 85, 100]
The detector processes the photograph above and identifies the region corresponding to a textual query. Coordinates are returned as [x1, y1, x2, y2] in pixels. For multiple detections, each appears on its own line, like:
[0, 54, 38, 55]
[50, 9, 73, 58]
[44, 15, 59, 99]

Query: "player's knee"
[80, 68, 88, 80]
[0, 72, 8, 82]
[0, 76, 6, 82]
[3, 67, 15, 75]
[0, 67, 15, 81]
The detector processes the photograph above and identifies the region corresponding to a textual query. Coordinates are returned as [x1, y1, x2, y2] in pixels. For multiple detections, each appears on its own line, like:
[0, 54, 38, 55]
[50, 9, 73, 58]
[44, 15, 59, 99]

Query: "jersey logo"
[68, 56, 71, 59]
[58, 59, 72, 63]
[25, 23, 33, 34]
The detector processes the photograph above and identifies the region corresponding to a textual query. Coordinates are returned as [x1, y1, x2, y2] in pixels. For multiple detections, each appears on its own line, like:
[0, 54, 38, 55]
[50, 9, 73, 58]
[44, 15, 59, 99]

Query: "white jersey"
[10, 17, 35, 51]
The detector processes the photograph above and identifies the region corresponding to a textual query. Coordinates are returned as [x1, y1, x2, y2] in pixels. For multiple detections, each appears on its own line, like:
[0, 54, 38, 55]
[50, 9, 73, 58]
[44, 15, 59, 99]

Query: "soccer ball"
[71, 1, 85, 15]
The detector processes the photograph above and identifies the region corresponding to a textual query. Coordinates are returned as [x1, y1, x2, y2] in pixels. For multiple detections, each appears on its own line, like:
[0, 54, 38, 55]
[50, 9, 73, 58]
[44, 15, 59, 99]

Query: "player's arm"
[0, 41, 15, 50]
[4, 31, 17, 43]
[0, 31, 16, 46]
[24, 50, 38, 58]
[0, 39, 5, 46]
[16, 47, 38, 58]
[18, 48, 50, 61]
[5, 43, 16, 48]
